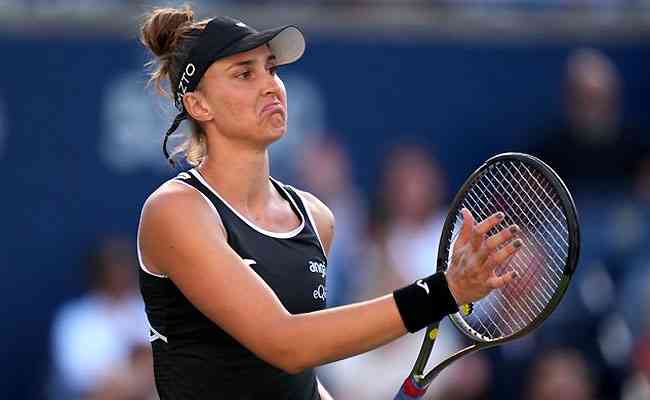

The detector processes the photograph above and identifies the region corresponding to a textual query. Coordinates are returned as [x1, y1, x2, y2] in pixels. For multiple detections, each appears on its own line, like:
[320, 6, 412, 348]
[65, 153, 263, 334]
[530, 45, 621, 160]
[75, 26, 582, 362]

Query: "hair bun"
[140, 6, 195, 57]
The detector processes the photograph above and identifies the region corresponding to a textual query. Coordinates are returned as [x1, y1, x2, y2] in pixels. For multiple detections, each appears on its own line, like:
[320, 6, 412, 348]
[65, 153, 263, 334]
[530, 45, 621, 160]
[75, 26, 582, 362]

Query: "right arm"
[139, 184, 406, 374]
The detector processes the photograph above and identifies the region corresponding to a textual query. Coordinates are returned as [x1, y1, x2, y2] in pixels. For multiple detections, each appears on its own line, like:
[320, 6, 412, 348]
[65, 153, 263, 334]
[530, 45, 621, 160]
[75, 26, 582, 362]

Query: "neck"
[196, 134, 273, 211]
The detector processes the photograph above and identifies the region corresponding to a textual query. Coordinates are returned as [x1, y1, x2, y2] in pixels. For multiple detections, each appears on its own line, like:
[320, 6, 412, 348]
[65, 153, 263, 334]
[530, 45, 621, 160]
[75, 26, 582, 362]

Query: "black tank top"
[138, 169, 327, 400]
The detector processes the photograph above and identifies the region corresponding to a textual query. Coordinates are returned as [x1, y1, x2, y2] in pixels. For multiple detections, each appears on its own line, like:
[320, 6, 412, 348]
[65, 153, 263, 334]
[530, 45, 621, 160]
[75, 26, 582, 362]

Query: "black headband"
[161, 16, 305, 166]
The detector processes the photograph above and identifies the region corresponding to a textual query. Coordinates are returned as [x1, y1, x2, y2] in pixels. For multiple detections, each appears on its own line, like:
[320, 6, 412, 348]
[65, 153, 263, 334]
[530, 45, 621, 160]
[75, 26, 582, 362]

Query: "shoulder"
[144, 180, 207, 219]
[294, 189, 334, 224]
[292, 188, 335, 255]
[146, 176, 223, 214]
[141, 178, 226, 244]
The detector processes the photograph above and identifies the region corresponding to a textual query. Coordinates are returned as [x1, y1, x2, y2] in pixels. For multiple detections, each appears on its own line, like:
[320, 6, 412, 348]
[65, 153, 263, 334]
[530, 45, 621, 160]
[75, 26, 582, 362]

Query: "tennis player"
[137, 6, 521, 399]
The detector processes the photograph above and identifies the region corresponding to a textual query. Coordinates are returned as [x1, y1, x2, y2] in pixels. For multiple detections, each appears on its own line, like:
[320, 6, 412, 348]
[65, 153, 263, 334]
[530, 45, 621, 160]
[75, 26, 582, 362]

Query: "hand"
[445, 208, 522, 305]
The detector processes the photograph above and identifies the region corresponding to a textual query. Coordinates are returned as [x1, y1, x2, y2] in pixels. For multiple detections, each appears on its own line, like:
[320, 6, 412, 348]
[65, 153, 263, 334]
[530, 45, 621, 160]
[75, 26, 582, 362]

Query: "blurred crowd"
[47, 238, 156, 400]
[46, 47, 649, 400]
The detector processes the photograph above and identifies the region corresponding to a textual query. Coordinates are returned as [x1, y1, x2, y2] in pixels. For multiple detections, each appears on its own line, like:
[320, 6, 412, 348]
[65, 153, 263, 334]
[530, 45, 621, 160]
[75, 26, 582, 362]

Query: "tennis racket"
[393, 152, 580, 399]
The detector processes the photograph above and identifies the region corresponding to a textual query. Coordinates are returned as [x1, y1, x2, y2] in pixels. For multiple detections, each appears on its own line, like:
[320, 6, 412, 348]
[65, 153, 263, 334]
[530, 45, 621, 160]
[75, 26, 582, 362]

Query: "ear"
[183, 91, 212, 123]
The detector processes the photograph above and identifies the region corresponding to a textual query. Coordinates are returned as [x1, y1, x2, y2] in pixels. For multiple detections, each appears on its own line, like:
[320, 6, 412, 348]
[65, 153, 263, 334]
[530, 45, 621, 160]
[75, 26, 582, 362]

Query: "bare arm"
[140, 183, 406, 374]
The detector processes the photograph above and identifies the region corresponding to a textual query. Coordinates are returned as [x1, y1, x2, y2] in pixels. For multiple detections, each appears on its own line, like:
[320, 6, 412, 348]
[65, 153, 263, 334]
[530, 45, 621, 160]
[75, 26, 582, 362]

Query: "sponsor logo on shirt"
[308, 260, 327, 278]
[313, 284, 326, 301]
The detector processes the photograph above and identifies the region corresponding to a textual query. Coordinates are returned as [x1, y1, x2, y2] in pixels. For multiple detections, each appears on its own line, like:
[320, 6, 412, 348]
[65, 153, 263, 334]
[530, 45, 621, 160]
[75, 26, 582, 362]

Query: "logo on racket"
[416, 280, 430, 295]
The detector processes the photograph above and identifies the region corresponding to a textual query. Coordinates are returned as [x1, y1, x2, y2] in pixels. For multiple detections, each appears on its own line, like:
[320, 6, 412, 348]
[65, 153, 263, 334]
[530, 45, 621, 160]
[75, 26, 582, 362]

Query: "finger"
[485, 238, 523, 270]
[486, 270, 518, 289]
[474, 211, 505, 235]
[470, 225, 483, 251]
[485, 224, 520, 250]
[456, 208, 476, 246]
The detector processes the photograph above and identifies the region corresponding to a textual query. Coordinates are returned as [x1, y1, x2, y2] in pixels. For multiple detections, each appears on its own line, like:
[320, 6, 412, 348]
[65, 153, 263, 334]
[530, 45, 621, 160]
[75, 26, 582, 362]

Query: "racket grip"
[393, 377, 427, 400]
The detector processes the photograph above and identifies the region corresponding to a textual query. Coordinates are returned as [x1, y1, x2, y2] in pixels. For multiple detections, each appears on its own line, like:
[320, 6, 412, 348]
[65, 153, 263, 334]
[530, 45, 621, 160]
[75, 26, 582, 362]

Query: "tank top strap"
[274, 179, 327, 258]
[174, 170, 217, 202]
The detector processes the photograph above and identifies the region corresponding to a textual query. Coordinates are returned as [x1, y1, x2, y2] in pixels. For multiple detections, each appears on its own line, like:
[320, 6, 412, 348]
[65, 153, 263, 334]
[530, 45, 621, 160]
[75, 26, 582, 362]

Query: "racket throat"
[422, 343, 481, 385]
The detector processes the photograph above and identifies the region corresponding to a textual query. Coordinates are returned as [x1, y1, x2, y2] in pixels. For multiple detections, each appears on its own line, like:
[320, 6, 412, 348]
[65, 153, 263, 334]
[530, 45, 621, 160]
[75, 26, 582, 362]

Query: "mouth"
[260, 102, 284, 117]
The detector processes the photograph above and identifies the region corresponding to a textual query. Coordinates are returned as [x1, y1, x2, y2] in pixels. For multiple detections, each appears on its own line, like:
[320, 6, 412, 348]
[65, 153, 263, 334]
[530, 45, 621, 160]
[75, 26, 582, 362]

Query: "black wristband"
[393, 272, 459, 333]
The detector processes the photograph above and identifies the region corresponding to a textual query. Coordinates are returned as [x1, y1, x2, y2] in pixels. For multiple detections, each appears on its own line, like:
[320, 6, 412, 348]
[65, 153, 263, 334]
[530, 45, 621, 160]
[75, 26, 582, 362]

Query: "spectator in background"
[370, 144, 448, 289]
[523, 54, 648, 399]
[529, 48, 648, 193]
[524, 348, 594, 400]
[49, 237, 150, 400]
[84, 344, 157, 400]
[296, 136, 368, 306]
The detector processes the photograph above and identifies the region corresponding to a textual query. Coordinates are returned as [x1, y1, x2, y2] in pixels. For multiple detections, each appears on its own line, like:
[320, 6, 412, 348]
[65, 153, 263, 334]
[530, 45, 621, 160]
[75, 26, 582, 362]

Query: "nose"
[262, 73, 282, 98]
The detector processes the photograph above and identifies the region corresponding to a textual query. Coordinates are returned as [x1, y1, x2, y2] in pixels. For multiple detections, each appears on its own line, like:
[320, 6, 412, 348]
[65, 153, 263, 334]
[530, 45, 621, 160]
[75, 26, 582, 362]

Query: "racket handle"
[393, 377, 427, 400]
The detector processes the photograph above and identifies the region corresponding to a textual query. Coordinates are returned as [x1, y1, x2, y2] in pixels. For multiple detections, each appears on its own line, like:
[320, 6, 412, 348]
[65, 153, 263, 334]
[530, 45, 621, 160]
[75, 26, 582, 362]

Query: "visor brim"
[222, 25, 306, 66]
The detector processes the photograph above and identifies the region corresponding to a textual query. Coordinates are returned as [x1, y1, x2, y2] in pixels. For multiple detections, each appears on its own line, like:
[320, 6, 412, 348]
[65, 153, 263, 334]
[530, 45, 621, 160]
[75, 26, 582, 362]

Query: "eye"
[268, 65, 279, 75]
[236, 71, 251, 80]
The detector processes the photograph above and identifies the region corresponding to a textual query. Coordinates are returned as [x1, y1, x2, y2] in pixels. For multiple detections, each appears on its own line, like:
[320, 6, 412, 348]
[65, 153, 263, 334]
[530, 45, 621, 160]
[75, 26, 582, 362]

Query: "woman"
[137, 6, 521, 399]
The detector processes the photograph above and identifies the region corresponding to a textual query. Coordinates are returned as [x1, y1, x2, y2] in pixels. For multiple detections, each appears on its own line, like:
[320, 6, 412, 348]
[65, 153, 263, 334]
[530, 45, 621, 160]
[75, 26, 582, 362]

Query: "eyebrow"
[227, 55, 277, 71]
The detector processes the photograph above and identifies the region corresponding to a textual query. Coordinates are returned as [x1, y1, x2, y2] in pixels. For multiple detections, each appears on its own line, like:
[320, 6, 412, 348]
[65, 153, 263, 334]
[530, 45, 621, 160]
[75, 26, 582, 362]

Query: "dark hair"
[140, 5, 210, 165]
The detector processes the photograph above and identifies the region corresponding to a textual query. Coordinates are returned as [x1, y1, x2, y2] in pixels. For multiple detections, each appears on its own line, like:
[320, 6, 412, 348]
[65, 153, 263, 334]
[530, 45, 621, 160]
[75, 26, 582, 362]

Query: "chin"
[261, 125, 287, 145]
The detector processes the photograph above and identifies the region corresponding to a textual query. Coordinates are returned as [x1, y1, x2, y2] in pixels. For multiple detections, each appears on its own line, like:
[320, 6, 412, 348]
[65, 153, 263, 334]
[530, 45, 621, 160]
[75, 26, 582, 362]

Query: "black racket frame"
[409, 152, 580, 387]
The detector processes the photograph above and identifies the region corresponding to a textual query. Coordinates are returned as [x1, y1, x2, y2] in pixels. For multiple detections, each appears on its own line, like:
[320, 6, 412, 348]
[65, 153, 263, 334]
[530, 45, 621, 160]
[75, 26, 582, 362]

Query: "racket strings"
[478, 164, 565, 335]
[447, 160, 570, 341]
[462, 183, 551, 336]
[491, 164, 567, 285]
[485, 162, 566, 334]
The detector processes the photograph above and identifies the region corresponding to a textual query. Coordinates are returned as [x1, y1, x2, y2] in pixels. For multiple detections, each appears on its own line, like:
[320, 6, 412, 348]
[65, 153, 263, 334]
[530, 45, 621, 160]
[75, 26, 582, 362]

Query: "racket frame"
[408, 152, 580, 388]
